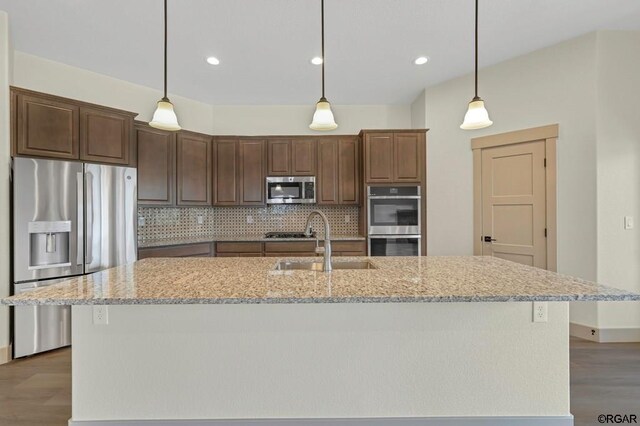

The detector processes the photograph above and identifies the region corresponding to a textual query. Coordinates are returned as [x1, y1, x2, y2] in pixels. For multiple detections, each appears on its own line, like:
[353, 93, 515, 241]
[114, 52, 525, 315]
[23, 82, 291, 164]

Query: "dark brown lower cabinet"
[138, 243, 213, 259]
[215, 242, 263, 257]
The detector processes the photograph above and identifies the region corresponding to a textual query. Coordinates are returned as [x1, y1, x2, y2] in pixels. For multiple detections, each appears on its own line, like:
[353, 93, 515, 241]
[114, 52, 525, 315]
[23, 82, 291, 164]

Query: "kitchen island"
[3, 256, 639, 425]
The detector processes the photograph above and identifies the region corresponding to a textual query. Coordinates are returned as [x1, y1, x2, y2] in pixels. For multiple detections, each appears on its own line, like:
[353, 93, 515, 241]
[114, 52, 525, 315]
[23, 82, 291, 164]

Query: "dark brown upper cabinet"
[317, 137, 360, 205]
[317, 138, 338, 204]
[267, 138, 316, 176]
[238, 139, 266, 205]
[212, 138, 239, 206]
[176, 132, 212, 206]
[16, 92, 80, 160]
[291, 139, 316, 175]
[136, 124, 176, 206]
[213, 138, 266, 206]
[80, 107, 134, 165]
[364, 131, 423, 183]
[338, 137, 360, 204]
[393, 133, 422, 182]
[12, 87, 137, 165]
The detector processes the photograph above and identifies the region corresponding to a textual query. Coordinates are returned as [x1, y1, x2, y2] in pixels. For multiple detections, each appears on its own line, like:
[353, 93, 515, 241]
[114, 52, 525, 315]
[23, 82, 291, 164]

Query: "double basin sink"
[274, 260, 376, 272]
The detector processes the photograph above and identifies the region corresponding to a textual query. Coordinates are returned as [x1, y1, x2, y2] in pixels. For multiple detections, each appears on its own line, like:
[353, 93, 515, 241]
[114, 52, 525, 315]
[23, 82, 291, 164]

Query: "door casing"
[472, 124, 558, 272]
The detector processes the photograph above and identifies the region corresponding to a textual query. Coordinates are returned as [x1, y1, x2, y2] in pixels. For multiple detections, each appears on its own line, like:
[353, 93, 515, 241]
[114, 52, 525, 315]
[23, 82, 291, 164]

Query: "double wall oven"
[367, 186, 421, 256]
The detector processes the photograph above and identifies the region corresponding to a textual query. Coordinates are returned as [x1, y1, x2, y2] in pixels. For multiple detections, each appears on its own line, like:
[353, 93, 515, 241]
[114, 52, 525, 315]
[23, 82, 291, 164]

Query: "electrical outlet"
[533, 302, 548, 323]
[247, 215, 254, 224]
[197, 215, 204, 225]
[138, 216, 145, 227]
[93, 306, 109, 325]
[344, 215, 350, 223]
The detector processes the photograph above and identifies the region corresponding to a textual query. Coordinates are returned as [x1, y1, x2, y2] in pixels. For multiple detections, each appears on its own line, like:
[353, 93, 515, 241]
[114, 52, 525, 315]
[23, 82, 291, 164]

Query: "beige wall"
[210, 104, 411, 135]
[410, 90, 426, 129]
[12, 52, 216, 135]
[418, 33, 601, 327]
[416, 31, 640, 332]
[0, 11, 11, 362]
[595, 31, 640, 329]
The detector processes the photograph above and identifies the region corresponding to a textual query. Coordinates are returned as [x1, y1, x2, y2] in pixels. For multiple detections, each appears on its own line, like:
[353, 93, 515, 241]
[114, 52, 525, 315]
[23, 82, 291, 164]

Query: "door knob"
[483, 236, 497, 242]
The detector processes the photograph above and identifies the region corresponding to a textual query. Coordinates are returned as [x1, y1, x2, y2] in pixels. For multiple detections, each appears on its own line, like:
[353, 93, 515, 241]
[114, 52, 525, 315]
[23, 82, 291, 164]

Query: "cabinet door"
[212, 138, 239, 206]
[239, 139, 266, 205]
[338, 137, 360, 204]
[291, 139, 316, 175]
[393, 133, 421, 182]
[80, 107, 133, 165]
[317, 138, 339, 205]
[365, 133, 393, 182]
[267, 139, 291, 175]
[17, 93, 79, 159]
[177, 132, 212, 206]
[136, 125, 176, 206]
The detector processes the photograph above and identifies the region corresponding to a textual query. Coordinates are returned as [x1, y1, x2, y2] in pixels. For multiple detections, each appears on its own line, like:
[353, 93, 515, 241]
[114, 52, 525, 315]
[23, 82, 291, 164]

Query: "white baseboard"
[570, 322, 640, 342]
[0, 345, 11, 365]
[68, 417, 574, 426]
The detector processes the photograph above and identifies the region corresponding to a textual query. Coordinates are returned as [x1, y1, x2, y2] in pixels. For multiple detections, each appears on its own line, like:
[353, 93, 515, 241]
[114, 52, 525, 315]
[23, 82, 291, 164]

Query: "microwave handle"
[368, 235, 422, 239]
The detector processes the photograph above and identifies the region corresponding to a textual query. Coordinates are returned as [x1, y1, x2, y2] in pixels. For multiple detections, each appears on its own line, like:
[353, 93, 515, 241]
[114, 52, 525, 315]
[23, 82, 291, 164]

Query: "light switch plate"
[247, 215, 254, 224]
[624, 216, 634, 230]
[138, 216, 145, 227]
[344, 215, 350, 223]
[197, 215, 204, 225]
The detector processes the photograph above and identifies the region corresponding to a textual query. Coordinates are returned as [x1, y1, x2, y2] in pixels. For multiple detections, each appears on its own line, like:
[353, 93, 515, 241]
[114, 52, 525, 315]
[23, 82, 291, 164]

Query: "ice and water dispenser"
[27, 221, 72, 269]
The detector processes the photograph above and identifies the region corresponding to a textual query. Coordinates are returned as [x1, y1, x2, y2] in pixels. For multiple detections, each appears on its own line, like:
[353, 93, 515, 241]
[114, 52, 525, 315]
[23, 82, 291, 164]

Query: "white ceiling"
[2, 0, 640, 105]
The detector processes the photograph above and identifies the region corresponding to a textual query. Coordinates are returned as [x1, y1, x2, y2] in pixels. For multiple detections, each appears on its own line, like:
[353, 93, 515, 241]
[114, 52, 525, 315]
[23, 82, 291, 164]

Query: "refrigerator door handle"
[76, 172, 84, 266]
[85, 171, 93, 265]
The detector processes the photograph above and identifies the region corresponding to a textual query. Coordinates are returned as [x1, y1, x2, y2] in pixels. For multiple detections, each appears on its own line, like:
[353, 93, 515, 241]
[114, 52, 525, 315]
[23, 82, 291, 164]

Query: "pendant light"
[309, 0, 338, 131]
[150, 0, 181, 131]
[460, 0, 493, 130]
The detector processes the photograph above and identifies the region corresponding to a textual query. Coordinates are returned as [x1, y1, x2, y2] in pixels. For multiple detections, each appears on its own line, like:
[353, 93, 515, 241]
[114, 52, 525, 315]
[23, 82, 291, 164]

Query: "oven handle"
[368, 235, 422, 239]
[367, 195, 421, 200]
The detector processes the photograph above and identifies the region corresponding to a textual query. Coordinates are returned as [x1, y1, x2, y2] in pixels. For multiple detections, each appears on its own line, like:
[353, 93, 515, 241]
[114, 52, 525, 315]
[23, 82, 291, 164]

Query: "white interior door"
[481, 141, 547, 268]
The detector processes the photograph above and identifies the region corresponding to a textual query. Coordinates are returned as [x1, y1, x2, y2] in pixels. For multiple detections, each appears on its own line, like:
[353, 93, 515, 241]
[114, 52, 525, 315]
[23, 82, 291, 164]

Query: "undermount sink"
[274, 260, 377, 272]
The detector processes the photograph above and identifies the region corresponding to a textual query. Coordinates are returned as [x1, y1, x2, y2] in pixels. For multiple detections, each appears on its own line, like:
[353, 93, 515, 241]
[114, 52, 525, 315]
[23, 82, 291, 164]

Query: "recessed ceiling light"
[414, 56, 429, 65]
[206, 56, 220, 65]
[311, 57, 323, 65]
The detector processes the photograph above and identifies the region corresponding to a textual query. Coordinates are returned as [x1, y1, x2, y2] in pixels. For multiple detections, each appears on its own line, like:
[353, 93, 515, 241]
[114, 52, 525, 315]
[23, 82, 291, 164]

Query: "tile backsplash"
[138, 205, 360, 242]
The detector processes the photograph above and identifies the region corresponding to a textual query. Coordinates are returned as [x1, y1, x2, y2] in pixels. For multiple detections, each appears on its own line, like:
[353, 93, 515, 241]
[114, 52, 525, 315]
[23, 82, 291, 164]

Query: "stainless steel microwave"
[266, 176, 316, 204]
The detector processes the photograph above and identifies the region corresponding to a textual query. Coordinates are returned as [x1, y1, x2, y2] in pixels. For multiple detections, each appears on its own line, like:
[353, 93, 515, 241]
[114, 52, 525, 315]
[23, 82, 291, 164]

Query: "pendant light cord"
[474, 0, 478, 99]
[163, 0, 168, 100]
[321, 0, 326, 99]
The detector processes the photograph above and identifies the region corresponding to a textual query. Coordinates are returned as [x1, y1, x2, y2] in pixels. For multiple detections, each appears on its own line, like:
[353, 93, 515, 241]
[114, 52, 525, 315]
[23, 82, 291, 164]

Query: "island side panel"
[71, 302, 570, 422]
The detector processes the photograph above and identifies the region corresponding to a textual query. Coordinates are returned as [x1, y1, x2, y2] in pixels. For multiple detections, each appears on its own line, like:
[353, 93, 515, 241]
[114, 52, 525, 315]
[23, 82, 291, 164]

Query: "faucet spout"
[304, 210, 332, 272]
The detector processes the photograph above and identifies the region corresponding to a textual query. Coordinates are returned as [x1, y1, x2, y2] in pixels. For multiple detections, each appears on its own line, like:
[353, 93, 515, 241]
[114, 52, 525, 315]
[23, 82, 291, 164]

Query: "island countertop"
[3, 256, 638, 306]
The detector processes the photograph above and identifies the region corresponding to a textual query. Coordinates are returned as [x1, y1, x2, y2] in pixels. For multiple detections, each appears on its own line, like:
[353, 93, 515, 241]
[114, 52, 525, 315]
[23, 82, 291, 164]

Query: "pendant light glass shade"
[150, 0, 181, 132]
[310, 97, 338, 131]
[460, 97, 492, 130]
[460, 0, 493, 130]
[150, 98, 181, 131]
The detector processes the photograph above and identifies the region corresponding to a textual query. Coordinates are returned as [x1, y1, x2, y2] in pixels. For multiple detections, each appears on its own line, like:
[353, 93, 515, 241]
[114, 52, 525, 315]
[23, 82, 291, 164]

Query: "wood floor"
[0, 337, 638, 425]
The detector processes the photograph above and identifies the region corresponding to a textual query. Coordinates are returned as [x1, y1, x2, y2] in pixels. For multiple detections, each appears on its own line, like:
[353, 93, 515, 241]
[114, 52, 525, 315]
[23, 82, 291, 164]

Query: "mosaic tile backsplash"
[137, 205, 360, 242]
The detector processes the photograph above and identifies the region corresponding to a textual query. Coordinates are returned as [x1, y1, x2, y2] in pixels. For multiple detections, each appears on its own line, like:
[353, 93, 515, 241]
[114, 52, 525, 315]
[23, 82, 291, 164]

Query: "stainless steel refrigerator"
[12, 157, 137, 357]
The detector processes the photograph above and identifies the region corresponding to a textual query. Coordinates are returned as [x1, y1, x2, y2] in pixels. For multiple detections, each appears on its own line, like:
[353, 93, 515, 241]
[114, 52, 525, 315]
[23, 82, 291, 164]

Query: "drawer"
[264, 252, 316, 257]
[216, 242, 263, 253]
[138, 243, 212, 259]
[334, 251, 367, 257]
[327, 240, 366, 253]
[264, 241, 317, 253]
[216, 252, 263, 257]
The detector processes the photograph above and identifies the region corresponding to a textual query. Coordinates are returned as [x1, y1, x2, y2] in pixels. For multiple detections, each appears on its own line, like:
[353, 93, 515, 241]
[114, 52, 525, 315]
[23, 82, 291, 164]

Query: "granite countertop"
[3, 256, 639, 306]
[138, 234, 366, 248]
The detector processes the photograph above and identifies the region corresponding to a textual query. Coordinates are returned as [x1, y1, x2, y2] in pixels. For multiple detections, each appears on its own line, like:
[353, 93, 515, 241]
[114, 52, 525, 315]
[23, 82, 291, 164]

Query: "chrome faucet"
[304, 210, 332, 272]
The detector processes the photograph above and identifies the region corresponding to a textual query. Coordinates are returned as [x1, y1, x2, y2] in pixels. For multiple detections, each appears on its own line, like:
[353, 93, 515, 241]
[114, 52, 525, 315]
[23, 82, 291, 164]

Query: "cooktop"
[264, 231, 317, 239]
